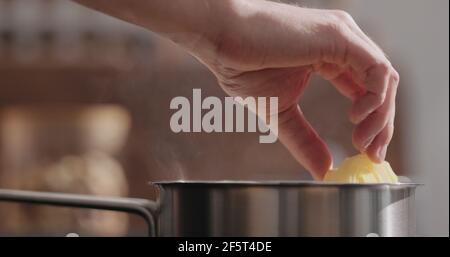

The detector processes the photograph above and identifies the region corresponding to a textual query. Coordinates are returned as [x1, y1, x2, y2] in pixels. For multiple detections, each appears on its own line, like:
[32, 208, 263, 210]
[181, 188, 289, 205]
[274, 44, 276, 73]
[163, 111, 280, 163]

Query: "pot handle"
[0, 189, 159, 236]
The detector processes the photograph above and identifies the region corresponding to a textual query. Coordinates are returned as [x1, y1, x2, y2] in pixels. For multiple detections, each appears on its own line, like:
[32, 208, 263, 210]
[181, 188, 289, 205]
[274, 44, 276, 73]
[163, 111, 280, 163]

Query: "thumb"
[277, 104, 332, 180]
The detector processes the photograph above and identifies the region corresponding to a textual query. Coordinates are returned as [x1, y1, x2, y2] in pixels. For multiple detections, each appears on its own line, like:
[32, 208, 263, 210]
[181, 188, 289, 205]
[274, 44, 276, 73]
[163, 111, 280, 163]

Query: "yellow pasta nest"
[323, 154, 398, 183]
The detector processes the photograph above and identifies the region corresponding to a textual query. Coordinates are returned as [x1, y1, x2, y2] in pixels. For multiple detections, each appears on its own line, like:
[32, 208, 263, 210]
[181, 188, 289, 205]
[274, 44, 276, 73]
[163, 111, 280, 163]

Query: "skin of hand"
[73, 0, 399, 180]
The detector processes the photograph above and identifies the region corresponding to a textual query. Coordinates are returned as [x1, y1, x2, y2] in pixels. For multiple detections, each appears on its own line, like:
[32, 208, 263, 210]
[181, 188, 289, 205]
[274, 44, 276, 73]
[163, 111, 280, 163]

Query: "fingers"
[323, 15, 392, 123]
[352, 81, 394, 151]
[324, 21, 393, 123]
[349, 63, 391, 124]
[314, 63, 365, 101]
[323, 10, 399, 162]
[277, 104, 332, 179]
[365, 118, 394, 162]
[352, 69, 396, 151]
[335, 32, 391, 125]
[330, 71, 365, 101]
[352, 69, 398, 162]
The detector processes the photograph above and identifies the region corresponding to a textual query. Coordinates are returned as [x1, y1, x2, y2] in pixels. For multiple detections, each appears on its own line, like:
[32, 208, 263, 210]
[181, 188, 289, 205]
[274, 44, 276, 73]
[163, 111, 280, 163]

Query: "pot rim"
[149, 180, 422, 188]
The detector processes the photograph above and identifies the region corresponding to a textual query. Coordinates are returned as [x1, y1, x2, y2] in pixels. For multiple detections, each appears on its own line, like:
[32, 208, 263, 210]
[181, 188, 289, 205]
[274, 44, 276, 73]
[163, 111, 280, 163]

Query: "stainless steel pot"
[0, 181, 420, 237]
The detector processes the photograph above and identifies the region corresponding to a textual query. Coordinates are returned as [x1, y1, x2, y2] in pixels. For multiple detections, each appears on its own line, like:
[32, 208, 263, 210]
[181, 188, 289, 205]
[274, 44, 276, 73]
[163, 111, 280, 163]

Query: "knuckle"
[376, 62, 391, 76]
[383, 126, 395, 144]
[391, 69, 400, 85]
[323, 19, 343, 36]
[387, 122, 395, 133]
[324, 12, 348, 35]
[368, 62, 391, 93]
[321, 19, 350, 56]
[332, 10, 354, 23]
[370, 108, 386, 124]
[373, 92, 386, 107]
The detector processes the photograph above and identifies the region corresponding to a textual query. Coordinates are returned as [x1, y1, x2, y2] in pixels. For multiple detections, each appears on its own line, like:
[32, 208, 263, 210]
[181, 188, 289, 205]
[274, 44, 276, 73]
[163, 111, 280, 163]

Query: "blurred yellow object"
[323, 154, 398, 183]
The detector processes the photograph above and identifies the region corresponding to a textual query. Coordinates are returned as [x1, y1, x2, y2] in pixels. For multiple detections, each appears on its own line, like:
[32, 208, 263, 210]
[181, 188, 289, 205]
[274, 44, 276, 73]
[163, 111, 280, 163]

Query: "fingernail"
[377, 145, 387, 161]
[349, 114, 358, 124]
[349, 111, 362, 125]
[362, 136, 374, 150]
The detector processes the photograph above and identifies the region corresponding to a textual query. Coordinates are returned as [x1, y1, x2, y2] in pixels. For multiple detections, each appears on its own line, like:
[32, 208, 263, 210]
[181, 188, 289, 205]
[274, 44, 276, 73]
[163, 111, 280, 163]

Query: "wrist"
[168, 0, 260, 61]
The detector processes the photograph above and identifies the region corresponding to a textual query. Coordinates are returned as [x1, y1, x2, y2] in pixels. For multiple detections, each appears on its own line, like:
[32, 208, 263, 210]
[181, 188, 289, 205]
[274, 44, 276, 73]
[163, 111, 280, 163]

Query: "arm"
[72, 0, 231, 57]
[73, 0, 399, 179]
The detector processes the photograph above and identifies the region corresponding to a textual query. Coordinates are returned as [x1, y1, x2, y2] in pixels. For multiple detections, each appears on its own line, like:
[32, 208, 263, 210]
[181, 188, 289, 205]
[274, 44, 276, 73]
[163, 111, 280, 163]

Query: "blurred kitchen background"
[0, 0, 448, 236]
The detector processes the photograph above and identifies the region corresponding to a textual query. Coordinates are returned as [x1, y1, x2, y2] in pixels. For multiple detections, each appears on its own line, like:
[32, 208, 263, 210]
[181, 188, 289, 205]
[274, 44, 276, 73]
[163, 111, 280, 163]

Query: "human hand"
[71, 0, 399, 180]
[192, 0, 399, 179]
